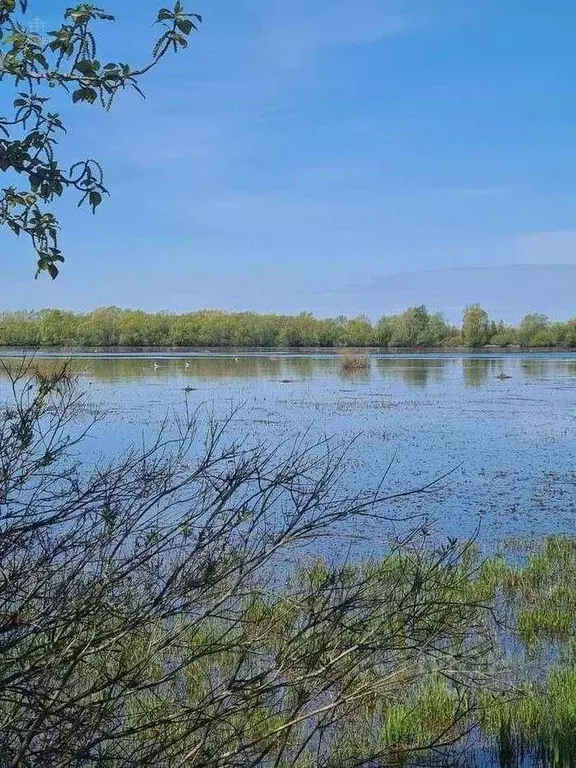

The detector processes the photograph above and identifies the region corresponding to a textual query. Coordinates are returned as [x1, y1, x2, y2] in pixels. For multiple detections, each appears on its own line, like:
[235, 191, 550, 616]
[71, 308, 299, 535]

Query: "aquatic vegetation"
[339, 351, 371, 373]
[477, 668, 576, 767]
[334, 536, 576, 765]
[279, 536, 576, 765]
[462, 537, 576, 766]
[500, 537, 576, 647]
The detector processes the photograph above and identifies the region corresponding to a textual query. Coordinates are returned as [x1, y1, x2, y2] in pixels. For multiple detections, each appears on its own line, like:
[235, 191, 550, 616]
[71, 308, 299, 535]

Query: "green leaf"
[74, 59, 94, 75]
[47, 263, 59, 279]
[176, 18, 194, 35]
[72, 87, 97, 104]
[89, 190, 102, 212]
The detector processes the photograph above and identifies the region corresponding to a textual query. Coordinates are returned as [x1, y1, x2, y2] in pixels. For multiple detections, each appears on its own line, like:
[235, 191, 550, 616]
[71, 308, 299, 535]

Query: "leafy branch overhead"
[0, 1, 200, 278]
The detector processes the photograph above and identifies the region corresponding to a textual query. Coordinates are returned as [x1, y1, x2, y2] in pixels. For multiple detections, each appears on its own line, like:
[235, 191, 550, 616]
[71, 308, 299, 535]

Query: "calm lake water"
[1, 350, 575, 548]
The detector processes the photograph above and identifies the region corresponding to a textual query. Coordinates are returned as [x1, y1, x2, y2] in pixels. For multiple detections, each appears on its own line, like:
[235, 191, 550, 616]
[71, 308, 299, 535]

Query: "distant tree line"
[0, 304, 575, 348]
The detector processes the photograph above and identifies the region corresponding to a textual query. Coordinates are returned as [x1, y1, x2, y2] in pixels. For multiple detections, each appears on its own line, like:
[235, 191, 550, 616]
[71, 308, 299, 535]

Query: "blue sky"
[3, 0, 576, 322]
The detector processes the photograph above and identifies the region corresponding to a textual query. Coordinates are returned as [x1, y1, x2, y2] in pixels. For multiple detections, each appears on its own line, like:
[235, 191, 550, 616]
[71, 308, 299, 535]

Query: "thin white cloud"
[258, 0, 409, 67]
[428, 185, 526, 199]
[511, 229, 576, 265]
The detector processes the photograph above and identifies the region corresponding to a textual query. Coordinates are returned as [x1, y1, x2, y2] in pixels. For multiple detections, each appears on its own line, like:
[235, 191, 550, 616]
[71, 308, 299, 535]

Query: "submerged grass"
[419, 536, 576, 766]
[319, 535, 576, 766]
[275, 536, 576, 766]
[477, 668, 576, 768]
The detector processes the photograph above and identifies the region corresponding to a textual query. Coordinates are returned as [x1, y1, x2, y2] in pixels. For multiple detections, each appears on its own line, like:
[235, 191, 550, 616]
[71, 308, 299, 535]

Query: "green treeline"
[1, 304, 575, 348]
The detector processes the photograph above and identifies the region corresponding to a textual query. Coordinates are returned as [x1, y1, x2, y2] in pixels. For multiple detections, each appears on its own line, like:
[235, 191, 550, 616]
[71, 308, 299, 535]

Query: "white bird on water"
[185, 362, 190, 368]
[154, 363, 160, 370]
[234, 357, 239, 363]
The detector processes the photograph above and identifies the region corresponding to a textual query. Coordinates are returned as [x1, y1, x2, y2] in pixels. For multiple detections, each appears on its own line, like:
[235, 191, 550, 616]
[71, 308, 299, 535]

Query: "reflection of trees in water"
[375, 358, 447, 387]
[7, 356, 327, 382]
[558, 360, 576, 377]
[462, 358, 499, 387]
[520, 360, 551, 379]
[285, 357, 319, 379]
[522, 359, 576, 379]
[2, 354, 575, 385]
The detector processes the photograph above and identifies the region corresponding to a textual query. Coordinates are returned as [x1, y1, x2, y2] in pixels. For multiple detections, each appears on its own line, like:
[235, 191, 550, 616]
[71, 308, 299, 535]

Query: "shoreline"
[1, 345, 576, 355]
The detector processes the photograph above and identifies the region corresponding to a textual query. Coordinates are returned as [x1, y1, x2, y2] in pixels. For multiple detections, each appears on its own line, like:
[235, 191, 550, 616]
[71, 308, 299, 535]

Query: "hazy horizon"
[3, 263, 575, 325]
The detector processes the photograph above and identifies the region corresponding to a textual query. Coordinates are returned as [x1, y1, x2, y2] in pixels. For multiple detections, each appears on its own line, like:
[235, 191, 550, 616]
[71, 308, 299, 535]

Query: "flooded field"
[0, 349, 575, 766]
[1, 350, 574, 547]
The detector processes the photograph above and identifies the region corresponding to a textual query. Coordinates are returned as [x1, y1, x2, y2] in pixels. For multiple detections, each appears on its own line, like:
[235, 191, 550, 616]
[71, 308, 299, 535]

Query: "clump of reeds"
[339, 352, 371, 374]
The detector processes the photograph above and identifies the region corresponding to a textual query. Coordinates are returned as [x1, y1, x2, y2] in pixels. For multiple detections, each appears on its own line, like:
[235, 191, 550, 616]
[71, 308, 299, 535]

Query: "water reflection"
[0, 356, 329, 382]
[0, 353, 575, 387]
[520, 358, 576, 380]
[462, 358, 498, 387]
[520, 359, 552, 379]
[375, 358, 447, 387]
[337, 364, 372, 383]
